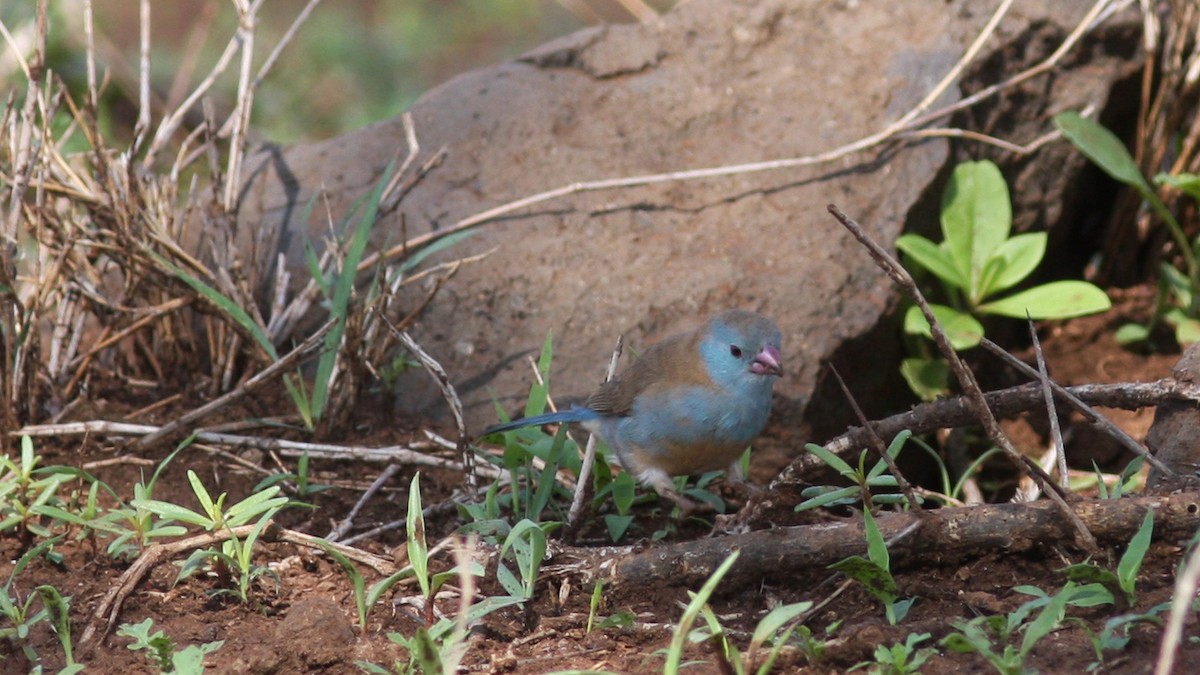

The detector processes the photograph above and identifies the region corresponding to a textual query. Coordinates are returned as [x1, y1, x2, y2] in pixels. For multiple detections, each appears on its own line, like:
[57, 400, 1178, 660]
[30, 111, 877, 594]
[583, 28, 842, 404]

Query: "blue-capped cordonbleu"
[482, 309, 783, 511]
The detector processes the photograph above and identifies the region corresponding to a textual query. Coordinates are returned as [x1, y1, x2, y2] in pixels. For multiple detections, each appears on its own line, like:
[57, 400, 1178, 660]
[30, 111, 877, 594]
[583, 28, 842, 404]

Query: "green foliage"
[0, 436, 72, 538]
[496, 519, 551, 602]
[253, 450, 333, 502]
[353, 474, 524, 674]
[1083, 456, 1144, 500]
[850, 632, 936, 675]
[663, 551, 740, 675]
[1078, 601, 1170, 671]
[1062, 508, 1155, 605]
[35, 584, 76, 667]
[796, 431, 917, 512]
[118, 617, 225, 674]
[897, 159, 1110, 398]
[0, 537, 63, 662]
[133, 470, 288, 603]
[1056, 111, 1200, 346]
[828, 509, 913, 625]
[943, 582, 1113, 674]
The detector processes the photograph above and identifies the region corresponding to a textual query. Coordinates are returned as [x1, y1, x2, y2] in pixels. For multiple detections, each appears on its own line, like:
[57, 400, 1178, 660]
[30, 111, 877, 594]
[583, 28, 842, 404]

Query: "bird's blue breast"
[598, 383, 773, 476]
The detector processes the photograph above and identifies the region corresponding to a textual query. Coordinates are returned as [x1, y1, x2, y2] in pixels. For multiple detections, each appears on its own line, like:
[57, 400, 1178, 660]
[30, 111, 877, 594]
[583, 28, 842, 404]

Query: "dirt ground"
[3, 287, 1200, 674]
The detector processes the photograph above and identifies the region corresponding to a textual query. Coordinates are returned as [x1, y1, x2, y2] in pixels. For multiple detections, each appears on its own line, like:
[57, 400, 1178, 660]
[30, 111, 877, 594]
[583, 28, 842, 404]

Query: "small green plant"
[1062, 508, 1154, 605]
[943, 582, 1113, 675]
[1079, 455, 1144, 499]
[0, 537, 63, 664]
[1078, 601, 1170, 671]
[584, 580, 635, 634]
[0, 436, 73, 542]
[35, 584, 78, 671]
[663, 550, 814, 674]
[828, 509, 913, 625]
[118, 617, 225, 674]
[133, 470, 288, 603]
[253, 450, 333, 502]
[692, 598, 815, 675]
[662, 550, 740, 674]
[355, 475, 524, 674]
[317, 537, 416, 635]
[796, 431, 916, 512]
[1056, 111, 1200, 346]
[896, 159, 1110, 398]
[850, 632, 936, 674]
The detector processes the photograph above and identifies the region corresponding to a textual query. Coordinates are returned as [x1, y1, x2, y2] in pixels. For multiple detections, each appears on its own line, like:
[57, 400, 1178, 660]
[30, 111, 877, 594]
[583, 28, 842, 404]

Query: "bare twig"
[326, 463, 401, 542]
[979, 338, 1174, 476]
[381, 313, 475, 490]
[1029, 320, 1069, 489]
[567, 334, 624, 533]
[1156, 527, 1200, 675]
[133, 318, 334, 450]
[830, 365, 922, 512]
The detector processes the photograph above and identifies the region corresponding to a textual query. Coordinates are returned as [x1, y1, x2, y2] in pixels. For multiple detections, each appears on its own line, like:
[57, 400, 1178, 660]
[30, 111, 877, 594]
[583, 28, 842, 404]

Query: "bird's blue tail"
[480, 407, 599, 437]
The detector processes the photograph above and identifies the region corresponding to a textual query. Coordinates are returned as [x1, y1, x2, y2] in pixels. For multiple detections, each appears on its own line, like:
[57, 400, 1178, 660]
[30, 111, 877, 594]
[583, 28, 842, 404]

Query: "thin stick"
[135, 0, 150, 143]
[979, 338, 1173, 476]
[382, 315, 475, 490]
[133, 318, 334, 449]
[829, 365, 922, 512]
[567, 334, 624, 533]
[827, 204, 1097, 552]
[1155, 526, 1200, 675]
[1029, 319, 1069, 489]
[326, 463, 401, 542]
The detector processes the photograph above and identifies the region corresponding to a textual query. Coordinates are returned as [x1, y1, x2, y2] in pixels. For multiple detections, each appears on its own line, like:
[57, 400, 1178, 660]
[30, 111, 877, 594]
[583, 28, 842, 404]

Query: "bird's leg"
[638, 467, 712, 516]
[723, 459, 764, 497]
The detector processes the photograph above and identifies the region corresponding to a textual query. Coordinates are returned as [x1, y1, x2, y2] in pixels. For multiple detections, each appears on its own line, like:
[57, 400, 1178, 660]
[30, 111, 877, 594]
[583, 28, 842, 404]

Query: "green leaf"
[749, 601, 813, 653]
[664, 551, 739, 675]
[978, 281, 1111, 319]
[1114, 322, 1151, 345]
[802, 442, 856, 477]
[406, 474, 430, 599]
[828, 556, 897, 600]
[1055, 112, 1153, 192]
[941, 160, 1012, 294]
[1117, 509, 1154, 603]
[981, 232, 1047, 298]
[900, 357, 950, 401]
[862, 508, 890, 573]
[1175, 318, 1200, 346]
[604, 514, 633, 542]
[147, 250, 277, 360]
[903, 304, 984, 350]
[1156, 172, 1200, 202]
[896, 234, 965, 288]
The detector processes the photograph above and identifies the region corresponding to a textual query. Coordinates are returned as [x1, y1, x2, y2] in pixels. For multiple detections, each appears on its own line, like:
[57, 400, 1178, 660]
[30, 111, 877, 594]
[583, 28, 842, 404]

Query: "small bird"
[482, 309, 783, 512]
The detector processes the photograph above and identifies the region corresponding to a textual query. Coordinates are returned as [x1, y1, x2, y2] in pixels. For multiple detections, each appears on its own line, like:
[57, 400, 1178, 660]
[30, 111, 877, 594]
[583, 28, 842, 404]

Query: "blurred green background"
[1, 1, 671, 144]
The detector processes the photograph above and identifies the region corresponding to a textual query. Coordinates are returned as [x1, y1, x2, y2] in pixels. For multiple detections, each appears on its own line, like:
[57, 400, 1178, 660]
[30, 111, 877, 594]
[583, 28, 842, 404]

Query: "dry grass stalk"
[0, 2, 473, 444]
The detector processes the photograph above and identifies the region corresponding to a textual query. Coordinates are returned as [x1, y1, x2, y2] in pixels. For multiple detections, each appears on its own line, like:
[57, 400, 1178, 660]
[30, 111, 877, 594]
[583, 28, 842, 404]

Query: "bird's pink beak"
[751, 344, 783, 377]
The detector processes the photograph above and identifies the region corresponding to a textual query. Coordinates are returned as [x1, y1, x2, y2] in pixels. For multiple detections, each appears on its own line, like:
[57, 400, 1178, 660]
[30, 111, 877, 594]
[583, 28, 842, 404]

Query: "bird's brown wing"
[584, 331, 710, 416]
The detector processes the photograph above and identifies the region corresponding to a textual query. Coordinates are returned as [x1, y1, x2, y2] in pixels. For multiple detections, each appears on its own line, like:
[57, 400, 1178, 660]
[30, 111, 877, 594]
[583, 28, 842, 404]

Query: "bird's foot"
[663, 490, 714, 518]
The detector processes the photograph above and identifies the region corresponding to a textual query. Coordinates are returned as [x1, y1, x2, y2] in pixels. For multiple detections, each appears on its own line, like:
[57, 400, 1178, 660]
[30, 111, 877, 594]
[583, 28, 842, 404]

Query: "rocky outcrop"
[238, 0, 1139, 438]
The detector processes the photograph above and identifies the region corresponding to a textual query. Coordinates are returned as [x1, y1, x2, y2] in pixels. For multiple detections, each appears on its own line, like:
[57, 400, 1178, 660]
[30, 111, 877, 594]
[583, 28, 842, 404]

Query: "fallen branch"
[597, 491, 1200, 589]
[772, 379, 1197, 487]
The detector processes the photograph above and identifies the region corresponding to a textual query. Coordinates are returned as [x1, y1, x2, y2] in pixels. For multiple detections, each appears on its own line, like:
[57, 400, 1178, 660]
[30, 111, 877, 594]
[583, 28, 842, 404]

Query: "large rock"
[238, 0, 1137, 437]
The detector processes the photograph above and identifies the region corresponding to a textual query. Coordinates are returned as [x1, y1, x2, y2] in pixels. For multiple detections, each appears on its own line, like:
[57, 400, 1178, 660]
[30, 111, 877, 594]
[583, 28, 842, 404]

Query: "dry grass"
[0, 0, 456, 447]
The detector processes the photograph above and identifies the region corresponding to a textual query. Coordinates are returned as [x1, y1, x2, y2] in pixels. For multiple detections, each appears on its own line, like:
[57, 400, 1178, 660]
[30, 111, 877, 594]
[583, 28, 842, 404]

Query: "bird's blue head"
[698, 310, 783, 393]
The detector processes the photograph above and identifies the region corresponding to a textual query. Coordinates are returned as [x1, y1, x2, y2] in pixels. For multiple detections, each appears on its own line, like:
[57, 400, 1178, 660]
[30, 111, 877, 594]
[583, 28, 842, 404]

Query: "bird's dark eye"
[730, 345, 743, 358]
